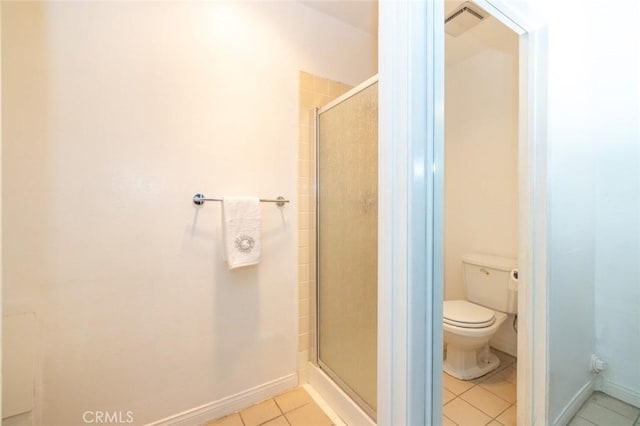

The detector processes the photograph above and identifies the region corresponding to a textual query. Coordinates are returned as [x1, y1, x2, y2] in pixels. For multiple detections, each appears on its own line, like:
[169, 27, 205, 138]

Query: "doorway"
[442, 3, 520, 424]
[377, 0, 548, 424]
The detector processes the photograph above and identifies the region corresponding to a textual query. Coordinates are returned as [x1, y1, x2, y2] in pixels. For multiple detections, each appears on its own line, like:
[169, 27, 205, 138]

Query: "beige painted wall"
[444, 19, 519, 300]
[444, 18, 519, 353]
[1, 2, 376, 424]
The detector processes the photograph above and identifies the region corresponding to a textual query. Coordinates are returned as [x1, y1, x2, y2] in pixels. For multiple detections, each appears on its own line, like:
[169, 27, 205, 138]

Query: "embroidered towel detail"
[221, 196, 261, 269]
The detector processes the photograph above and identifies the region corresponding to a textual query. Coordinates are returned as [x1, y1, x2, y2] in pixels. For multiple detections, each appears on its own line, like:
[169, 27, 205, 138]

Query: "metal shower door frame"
[312, 75, 379, 421]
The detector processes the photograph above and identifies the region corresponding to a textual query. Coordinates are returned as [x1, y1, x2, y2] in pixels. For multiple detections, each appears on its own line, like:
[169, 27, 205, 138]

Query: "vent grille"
[445, 4, 486, 37]
[445, 6, 484, 24]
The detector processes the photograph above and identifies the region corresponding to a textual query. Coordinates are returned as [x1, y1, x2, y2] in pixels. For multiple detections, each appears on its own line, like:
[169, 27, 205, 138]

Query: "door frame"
[377, 1, 549, 424]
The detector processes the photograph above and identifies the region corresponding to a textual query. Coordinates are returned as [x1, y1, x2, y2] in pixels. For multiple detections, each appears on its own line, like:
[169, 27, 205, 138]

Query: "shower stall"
[309, 76, 378, 423]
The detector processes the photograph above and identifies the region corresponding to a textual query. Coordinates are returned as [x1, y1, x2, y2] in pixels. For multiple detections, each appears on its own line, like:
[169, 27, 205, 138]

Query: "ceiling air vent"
[445, 3, 486, 37]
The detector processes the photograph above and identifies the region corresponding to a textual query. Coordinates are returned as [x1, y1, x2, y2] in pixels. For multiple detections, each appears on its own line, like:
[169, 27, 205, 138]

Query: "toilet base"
[443, 343, 501, 380]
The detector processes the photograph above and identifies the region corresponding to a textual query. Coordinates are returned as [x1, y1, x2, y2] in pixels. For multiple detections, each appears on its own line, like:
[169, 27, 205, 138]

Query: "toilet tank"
[462, 253, 518, 314]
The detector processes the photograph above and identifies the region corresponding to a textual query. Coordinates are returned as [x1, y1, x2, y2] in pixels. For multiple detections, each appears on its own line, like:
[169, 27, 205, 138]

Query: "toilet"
[443, 253, 518, 380]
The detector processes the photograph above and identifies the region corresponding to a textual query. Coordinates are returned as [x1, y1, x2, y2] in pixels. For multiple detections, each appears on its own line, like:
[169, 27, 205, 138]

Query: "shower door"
[316, 78, 378, 419]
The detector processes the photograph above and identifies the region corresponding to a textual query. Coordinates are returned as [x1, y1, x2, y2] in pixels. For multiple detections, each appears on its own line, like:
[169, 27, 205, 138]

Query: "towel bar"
[192, 193, 289, 207]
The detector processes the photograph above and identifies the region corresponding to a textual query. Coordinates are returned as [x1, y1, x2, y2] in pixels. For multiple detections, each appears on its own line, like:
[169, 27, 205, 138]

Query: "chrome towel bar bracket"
[192, 193, 289, 207]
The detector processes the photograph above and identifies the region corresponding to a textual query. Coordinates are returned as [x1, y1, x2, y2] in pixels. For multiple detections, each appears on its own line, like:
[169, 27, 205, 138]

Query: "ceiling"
[445, 10, 518, 66]
[296, 1, 468, 36]
[298, 1, 378, 35]
[296, 1, 517, 66]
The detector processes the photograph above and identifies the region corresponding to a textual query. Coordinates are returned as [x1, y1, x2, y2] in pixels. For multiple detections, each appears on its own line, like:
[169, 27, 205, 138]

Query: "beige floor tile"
[443, 398, 492, 426]
[262, 416, 290, 426]
[240, 399, 282, 426]
[443, 415, 458, 425]
[479, 373, 517, 404]
[578, 400, 635, 426]
[460, 386, 511, 418]
[470, 367, 504, 385]
[275, 387, 313, 413]
[443, 372, 475, 395]
[591, 392, 640, 420]
[469, 357, 515, 385]
[443, 388, 457, 404]
[500, 365, 517, 384]
[286, 402, 333, 426]
[497, 404, 517, 426]
[487, 422, 504, 426]
[205, 413, 244, 426]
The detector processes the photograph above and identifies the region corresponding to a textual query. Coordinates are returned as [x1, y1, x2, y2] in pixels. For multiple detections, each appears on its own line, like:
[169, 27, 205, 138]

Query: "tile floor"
[568, 392, 640, 426]
[204, 350, 640, 426]
[206, 351, 517, 426]
[443, 349, 518, 426]
[205, 387, 335, 426]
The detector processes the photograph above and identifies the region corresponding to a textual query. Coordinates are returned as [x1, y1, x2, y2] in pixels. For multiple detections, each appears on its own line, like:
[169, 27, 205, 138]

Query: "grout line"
[598, 403, 640, 424]
[284, 401, 313, 414]
[273, 397, 285, 415]
[465, 394, 512, 423]
[444, 414, 460, 425]
[443, 370, 517, 424]
[444, 395, 458, 407]
[575, 415, 599, 425]
[592, 396, 640, 421]
[257, 414, 282, 426]
[477, 381, 517, 405]
[492, 403, 514, 424]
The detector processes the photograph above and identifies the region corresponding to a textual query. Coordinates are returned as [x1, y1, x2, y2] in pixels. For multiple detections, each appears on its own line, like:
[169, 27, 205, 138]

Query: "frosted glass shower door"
[316, 80, 378, 418]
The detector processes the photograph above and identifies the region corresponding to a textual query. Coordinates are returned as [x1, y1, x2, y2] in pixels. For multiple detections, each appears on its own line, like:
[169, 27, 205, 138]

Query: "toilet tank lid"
[462, 253, 517, 271]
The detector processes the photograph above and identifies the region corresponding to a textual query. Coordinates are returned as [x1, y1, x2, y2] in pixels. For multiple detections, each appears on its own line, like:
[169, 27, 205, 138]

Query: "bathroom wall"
[1, 2, 376, 425]
[594, 124, 640, 404]
[589, 1, 640, 407]
[546, 30, 598, 419]
[444, 18, 519, 354]
[538, 0, 640, 421]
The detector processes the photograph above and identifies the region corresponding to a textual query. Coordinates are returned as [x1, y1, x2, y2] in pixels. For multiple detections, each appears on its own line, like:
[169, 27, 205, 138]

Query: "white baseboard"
[307, 363, 375, 426]
[597, 378, 640, 409]
[490, 340, 517, 358]
[2, 412, 32, 426]
[552, 379, 595, 426]
[146, 374, 297, 426]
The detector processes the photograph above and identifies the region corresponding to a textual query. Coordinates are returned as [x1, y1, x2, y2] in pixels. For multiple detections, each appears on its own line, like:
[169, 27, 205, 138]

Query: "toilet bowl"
[443, 300, 507, 380]
[443, 254, 517, 380]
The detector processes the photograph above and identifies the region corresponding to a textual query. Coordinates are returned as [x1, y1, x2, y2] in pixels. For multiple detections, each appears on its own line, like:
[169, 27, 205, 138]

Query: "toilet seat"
[443, 300, 496, 329]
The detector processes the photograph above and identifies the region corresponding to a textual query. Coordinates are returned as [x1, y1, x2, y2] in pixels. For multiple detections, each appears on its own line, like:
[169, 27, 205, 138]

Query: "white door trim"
[479, 2, 550, 424]
[378, 1, 444, 425]
[378, 1, 549, 424]
[0, 2, 4, 420]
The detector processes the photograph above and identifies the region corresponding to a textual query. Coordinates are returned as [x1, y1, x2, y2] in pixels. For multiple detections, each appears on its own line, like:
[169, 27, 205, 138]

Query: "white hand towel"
[221, 196, 261, 269]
